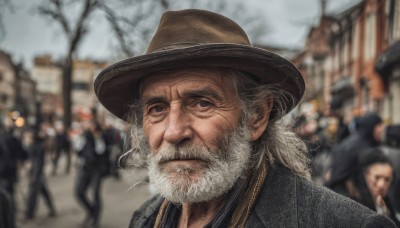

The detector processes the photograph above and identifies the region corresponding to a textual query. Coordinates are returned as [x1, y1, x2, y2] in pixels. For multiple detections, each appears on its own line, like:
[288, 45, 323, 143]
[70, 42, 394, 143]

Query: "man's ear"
[250, 101, 272, 141]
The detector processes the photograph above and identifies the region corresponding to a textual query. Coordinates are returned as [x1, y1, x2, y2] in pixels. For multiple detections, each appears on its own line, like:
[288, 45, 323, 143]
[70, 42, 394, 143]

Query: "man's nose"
[163, 106, 193, 145]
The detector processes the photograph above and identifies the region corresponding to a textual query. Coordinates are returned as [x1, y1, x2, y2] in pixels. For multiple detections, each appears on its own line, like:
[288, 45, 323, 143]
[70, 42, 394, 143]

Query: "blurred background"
[0, 0, 399, 227]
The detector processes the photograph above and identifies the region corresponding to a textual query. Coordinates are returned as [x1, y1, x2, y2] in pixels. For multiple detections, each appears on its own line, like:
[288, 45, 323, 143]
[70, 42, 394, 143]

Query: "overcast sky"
[0, 0, 359, 69]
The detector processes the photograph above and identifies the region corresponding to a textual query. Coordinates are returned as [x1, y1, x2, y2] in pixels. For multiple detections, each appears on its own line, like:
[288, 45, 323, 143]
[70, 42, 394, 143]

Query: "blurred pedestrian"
[325, 113, 385, 195]
[350, 148, 400, 227]
[51, 122, 71, 175]
[25, 125, 57, 220]
[0, 120, 28, 225]
[335, 114, 351, 144]
[103, 122, 122, 180]
[75, 121, 111, 228]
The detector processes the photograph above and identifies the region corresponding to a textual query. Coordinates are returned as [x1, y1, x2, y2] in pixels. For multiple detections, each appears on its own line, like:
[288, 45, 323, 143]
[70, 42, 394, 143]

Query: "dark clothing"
[25, 176, 56, 219]
[384, 125, 400, 148]
[0, 131, 28, 225]
[130, 165, 396, 227]
[383, 197, 400, 227]
[25, 142, 56, 219]
[326, 114, 382, 189]
[0, 132, 28, 183]
[384, 197, 400, 228]
[77, 131, 111, 176]
[75, 167, 107, 226]
[52, 132, 71, 175]
[382, 127, 400, 213]
[104, 127, 122, 179]
[336, 117, 350, 144]
[0, 188, 15, 228]
[75, 131, 111, 227]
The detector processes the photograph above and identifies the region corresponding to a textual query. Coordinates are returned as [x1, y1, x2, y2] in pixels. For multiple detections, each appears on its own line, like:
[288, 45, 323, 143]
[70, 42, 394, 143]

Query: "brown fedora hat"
[94, 9, 304, 121]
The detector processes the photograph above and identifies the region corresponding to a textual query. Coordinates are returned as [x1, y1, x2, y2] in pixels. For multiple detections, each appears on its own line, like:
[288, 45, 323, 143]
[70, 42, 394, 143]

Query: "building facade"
[15, 65, 37, 124]
[32, 55, 107, 122]
[0, 50, 37, 126]
[72, 59, 107, 117]
[376, 0, 400, 123]
[32, 55, 63, 120]
[297, 0, 400, 123]
[0, 50, 16, 115]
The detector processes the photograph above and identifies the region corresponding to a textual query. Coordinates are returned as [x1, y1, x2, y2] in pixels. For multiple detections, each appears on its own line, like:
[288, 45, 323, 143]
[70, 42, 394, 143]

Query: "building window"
[393, 0, 400, 40]
[364, 13, 376, 60]
[334, 42, 340, 73]
[342, 33, 350, 75]
[352, 19, 360, 61]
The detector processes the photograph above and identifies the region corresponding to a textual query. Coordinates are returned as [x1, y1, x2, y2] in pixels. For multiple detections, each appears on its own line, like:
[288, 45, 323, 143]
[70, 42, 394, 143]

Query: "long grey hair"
[121, 68, 311, 180]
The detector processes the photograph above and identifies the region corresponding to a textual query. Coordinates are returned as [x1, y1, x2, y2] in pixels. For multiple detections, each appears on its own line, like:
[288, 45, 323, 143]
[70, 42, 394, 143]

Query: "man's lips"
[159, 158, 207, 166]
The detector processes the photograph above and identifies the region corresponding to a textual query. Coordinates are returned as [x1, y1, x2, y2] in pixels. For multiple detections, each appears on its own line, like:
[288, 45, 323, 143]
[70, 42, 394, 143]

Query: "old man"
[94, 9, 396, 228]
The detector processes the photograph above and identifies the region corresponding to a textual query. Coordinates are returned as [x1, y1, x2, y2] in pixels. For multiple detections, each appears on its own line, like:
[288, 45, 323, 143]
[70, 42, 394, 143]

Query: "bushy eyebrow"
[183, 88, 224, 102]
[142, 96, 168, 107]
[141, 87, 224, 106]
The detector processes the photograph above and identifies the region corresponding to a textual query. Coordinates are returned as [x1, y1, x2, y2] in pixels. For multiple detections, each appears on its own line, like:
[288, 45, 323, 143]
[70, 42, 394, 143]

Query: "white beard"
[147, 124, 252, 204]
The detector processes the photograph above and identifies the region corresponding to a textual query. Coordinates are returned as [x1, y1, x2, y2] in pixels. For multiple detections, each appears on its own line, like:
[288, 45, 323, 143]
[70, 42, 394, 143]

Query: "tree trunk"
[63, 55, 73, 129]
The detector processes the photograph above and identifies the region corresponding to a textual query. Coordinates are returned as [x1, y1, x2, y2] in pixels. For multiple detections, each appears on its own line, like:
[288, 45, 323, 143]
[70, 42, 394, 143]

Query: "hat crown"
[147, 9, 251, 53]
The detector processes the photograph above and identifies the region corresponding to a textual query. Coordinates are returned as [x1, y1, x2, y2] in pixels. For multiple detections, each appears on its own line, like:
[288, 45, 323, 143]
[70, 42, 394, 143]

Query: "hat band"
[148, 42, 205, 53]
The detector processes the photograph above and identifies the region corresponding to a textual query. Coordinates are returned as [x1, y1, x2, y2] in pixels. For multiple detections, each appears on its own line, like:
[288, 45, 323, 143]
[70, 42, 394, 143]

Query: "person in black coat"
[0, 123, 28, 226]
[51, 122, 71, 175]
[75, 122, 111, 228]
[25, 125, 57, 220]
[325, 113, 385, 195]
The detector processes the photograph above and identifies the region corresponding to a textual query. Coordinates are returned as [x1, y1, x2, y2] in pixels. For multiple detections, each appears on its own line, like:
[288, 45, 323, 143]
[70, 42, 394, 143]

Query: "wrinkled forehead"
[139, 67, 237, 96]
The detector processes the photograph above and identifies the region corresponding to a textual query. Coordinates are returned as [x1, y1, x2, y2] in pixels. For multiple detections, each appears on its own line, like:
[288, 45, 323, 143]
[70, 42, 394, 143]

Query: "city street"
[15, 156, 152, 228]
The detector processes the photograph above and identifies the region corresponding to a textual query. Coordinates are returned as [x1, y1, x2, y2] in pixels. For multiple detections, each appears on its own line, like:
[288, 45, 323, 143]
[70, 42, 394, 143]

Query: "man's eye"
[197, 100, 212, 108]
[149, 105, 165, 114]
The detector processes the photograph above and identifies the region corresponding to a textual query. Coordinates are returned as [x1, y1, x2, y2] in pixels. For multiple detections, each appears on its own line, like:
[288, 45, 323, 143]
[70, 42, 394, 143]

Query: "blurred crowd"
[0, 113, 126, 228]
[1, 109, 400, 227]
[295, 111, 400, 227]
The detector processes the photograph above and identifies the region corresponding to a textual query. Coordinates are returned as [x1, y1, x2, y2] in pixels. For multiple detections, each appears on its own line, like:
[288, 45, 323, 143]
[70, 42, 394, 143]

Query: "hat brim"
[94, 44, 304, 121]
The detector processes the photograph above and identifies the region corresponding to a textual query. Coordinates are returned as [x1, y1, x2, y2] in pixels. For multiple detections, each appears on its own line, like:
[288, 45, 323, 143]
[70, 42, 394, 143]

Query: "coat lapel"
[249, 165, 298, 227]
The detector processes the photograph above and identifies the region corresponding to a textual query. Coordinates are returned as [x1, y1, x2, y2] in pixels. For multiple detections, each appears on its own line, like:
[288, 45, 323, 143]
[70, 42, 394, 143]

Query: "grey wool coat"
[129, 165, 396, 228]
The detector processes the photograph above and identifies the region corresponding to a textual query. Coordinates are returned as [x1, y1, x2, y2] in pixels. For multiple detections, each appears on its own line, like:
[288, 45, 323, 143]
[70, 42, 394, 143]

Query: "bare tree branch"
[38, 0, 72, 37]
[100, 3, 134, 56]
[68, 0, 98, 54]
[98, 0, 161, 56]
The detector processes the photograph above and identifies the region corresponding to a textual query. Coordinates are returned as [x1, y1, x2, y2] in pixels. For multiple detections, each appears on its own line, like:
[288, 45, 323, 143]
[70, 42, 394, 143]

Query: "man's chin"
[151, 168, 218, 203]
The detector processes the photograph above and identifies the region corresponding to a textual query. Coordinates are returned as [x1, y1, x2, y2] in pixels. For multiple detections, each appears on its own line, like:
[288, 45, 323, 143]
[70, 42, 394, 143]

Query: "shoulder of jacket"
[362, 212, 397, 227]
[129, 194, 164, 227]
[295, 176, 396, 227]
